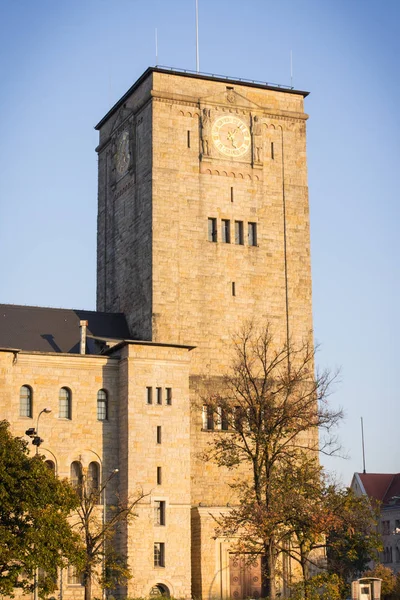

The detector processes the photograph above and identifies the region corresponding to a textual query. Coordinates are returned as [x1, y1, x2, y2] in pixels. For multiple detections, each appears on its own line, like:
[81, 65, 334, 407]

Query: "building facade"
[0, 66, 313, 599]
[352, 472, 400, 575]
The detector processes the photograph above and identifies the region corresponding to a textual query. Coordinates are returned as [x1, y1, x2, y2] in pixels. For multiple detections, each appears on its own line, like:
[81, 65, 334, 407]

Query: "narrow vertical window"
[70, 461, 82, 491]
[156, 387, 162, 404]
[221, 408, 229, 431]
[45, 460, 56, 473]
[202, 405, 214, 430]
[232, 282, 236, 296]
[235, 221, 244, 245]
[230, 187, 234, 202]
[271, 141, 275, 159]
[20, 385, 32, 418]
[248, 222, 257, 246]
[87, 462, 100, 497]
[208, 218, 217, 242]
[157, 426, 162, 444]
[146, 387, 153, 404]
[157, 466, 162, 485]
[97, 389, 108, 420]
[165, 387, 172, 405]
[221, 219, 230, 243]
[187, 130, 191, 148]
[154, 542, 165, 567]
[59, 387, 71, 419]
[154, 501, 166, 525]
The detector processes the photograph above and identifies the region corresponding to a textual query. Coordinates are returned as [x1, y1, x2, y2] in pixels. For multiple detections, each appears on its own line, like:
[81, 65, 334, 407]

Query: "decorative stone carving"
[226, 90, 236, 104]
[251, 115, 262, 164]
[200, 108, 211, 158]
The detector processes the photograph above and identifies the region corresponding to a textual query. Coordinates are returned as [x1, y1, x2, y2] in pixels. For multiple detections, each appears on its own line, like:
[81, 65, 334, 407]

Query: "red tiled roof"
[358, 473, 400, 504]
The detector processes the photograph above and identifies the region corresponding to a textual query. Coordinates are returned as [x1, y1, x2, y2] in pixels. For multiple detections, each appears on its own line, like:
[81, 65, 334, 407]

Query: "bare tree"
[203, 322, 342, 600]
[70, 468, 146, 600]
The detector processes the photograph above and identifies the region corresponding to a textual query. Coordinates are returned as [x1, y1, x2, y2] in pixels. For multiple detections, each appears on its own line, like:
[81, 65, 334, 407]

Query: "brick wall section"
[117, 343, 192, 599]
[0, 342, 193, 600]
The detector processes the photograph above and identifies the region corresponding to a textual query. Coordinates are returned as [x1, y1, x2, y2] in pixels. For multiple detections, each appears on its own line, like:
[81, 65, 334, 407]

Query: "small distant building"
[351, 473, 400, 574]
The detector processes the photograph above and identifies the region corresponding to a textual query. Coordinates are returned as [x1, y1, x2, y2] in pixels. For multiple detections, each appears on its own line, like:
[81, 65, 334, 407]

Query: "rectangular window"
[382, 520, 391, 535]
[156, 387, 162, 405]
[202, 405, 214, 430]
[157, 466, 162, 485]
[68, 566, 83, 586]
[207, 406, 214, 430]
[146, 387, 153, 405]
[271, 141, 275, 159]
[154, 501, 166, 526]
[154, 542, 165, 567]
[232, 282, 236, 296]
[248, 222, 257, 246]
[157, 426, 162, 444]
[222, 219, 230, 243]
[221, 408, 229, 431]
[235, 221, 244, 245]
[166, 387, 172, 405]
[231, 187, 234, 202]
[234, 406, 244, 432]
[208, 218, 217, 242]
[187, 130, 191, 148]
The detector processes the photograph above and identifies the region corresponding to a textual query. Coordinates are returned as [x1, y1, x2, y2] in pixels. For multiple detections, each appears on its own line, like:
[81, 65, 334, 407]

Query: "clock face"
[116, 130, 130, 175]
[212, 115, 251, 158]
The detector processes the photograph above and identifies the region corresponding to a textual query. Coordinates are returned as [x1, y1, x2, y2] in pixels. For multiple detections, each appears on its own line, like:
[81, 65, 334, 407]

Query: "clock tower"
[96, 67, 312, 374]
[95, 67, 313, 599]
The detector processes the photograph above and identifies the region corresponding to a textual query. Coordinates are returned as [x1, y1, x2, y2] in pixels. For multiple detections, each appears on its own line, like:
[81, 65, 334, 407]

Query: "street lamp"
[25, 408, 52, 600]
[25, 407, 52, 455]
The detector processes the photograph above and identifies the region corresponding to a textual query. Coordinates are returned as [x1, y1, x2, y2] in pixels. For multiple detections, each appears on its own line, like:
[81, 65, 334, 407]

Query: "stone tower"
[95, 67, 313, 599]
[96, 68, 312, 373]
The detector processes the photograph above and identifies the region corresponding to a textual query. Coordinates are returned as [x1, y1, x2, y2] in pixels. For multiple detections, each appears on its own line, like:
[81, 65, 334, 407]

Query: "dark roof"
[95, 66, 310, 130]
[0, 304, 131, 354]
[357, 473, 400, 505]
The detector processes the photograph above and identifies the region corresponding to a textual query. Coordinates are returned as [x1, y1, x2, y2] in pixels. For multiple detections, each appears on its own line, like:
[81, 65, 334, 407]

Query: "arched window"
[20, 385, 32, 418]
[97, 389, 108, 421]
[45, 460, 56, 473]
[87, 462, 100, 497]
[150, 584, 170, 597]
[70, 461, 82, 490]
[59, 387, 71, 419]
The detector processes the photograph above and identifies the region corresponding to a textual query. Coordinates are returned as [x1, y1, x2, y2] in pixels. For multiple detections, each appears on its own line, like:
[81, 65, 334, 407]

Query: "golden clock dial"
[212, 115, 251, 158]
[116, 130, 130, 175]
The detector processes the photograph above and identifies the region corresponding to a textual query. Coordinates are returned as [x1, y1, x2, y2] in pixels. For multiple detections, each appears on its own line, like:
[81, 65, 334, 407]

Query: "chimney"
[79, 320, 88, 354]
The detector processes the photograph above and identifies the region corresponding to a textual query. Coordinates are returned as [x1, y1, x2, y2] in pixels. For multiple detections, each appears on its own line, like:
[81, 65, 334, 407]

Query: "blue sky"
[0, 0, 399, 485]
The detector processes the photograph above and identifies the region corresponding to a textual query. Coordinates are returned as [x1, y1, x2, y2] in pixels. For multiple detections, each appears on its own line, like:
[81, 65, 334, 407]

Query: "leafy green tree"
[327, 490, 381, 582]
[204, 322, 341, 600]
[290, 572, 343, 600]
[363, 564, 396, 600]
[0, 420, 82, 598]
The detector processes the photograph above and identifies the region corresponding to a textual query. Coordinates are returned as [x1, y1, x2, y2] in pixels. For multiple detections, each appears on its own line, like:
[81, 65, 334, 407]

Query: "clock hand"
[227, 129, 238, 148]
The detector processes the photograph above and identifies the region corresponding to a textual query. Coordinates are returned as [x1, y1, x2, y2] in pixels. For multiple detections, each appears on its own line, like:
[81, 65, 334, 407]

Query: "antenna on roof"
[290, 50, 293, 88]
[195, 0, 200, 72]
[361, 416, 366, 473]
[155, 28, 158, 66]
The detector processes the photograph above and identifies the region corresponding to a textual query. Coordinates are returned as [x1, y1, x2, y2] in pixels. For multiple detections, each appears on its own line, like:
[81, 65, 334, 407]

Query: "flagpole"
[195, 0, 199, 72]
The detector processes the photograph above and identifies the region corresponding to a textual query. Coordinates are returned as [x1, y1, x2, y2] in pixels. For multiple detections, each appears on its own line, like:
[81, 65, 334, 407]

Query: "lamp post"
[25, 408, 52, 600]
[25, 407, 52, 455]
